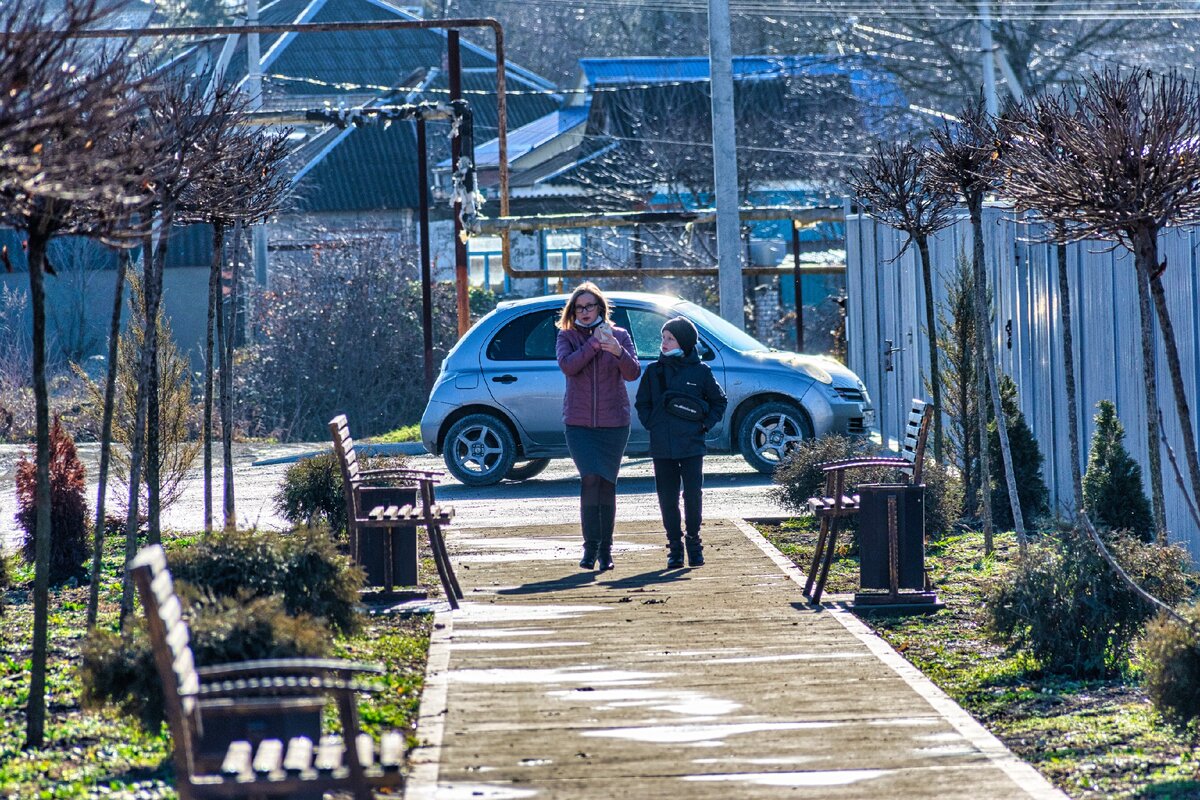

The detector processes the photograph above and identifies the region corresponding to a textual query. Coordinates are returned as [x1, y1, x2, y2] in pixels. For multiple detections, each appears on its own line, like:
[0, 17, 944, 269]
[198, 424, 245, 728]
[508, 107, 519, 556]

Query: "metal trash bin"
[856, 483, 936, 607]
[356, 485, 419, 588]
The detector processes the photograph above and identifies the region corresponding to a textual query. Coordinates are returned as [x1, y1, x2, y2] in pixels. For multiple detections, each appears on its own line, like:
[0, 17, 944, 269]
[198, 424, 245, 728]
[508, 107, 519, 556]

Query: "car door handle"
[491, 374, 518, 384]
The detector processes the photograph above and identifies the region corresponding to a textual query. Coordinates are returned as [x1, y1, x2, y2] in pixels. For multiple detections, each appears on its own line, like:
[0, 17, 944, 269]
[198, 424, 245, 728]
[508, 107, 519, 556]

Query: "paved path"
[406, 518, 1065, 800]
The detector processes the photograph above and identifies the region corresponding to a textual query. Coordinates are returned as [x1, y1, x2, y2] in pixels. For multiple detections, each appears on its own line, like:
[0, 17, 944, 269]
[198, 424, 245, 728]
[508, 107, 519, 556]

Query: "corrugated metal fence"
[845, 201, 1200, 555]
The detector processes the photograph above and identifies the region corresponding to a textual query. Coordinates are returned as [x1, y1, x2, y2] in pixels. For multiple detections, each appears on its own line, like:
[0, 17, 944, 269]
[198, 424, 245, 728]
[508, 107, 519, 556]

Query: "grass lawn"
[0, 535, 433, 799]
[372, 424, 421, 444]
[759, 519, 1200, 800]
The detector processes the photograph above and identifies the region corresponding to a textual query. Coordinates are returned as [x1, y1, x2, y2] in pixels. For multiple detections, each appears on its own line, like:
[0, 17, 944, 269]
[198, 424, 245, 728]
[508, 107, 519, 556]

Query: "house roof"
[455, 105, 589, 170]
[194, 0, 559, 214]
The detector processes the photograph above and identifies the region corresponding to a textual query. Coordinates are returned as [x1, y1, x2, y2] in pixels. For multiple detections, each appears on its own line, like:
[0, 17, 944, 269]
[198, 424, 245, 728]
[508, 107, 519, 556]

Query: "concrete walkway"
[406, 518, 1066, 800]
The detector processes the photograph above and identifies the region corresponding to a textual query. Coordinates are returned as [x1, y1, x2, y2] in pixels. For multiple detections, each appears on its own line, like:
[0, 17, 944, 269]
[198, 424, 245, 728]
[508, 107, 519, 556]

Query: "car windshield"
[675, 301, 771, 353]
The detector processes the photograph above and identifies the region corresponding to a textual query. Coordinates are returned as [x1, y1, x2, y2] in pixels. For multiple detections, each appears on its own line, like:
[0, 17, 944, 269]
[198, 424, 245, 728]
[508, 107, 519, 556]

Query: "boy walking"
[635, 317, 728, 569]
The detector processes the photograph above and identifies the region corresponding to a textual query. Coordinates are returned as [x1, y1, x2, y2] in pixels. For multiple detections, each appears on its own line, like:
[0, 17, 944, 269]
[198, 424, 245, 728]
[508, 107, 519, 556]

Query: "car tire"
[738, 400, 811, 474]
[504, 458, 551, 481]
[443, 413, 518, 486]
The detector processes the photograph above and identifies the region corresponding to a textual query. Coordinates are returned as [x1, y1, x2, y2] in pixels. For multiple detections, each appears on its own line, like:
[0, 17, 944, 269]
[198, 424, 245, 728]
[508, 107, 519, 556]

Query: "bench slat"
[221, 740, 253, 781]
[314, 736, 345, 773]
[283, 736, 314, 774]
[252, 738, 284, 776]
[379, 732, 403, 768]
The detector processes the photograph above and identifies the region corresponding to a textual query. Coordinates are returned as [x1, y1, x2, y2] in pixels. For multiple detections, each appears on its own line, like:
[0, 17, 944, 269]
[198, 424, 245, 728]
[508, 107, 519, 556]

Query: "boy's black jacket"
[635, 351, 728, 459]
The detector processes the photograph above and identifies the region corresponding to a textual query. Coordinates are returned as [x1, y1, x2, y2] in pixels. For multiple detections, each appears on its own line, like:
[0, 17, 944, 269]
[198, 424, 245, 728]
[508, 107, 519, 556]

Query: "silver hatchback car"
[420, 291, 873, 485]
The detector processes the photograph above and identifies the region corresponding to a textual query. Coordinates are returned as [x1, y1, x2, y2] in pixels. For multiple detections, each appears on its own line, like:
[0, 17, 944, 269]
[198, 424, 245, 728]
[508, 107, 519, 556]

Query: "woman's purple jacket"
[556, 325, 641, 428]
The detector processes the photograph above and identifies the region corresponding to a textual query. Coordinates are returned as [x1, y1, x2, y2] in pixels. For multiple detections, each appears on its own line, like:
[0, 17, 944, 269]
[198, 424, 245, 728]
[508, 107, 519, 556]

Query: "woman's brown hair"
[557, 281, 611, 330]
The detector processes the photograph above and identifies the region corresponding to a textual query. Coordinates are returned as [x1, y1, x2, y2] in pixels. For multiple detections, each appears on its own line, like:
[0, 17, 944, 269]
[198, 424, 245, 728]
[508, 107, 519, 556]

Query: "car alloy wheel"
[738, 401, 809, 474]
[443, 413, 517, 486]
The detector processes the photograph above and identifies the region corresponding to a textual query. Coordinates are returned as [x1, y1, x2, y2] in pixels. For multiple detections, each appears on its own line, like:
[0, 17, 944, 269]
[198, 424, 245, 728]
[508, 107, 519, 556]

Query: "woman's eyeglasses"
[574, 302, 600, 314]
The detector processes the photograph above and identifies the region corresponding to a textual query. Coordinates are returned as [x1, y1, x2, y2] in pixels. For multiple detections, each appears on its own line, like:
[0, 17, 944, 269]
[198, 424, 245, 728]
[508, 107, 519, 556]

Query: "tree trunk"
[1055, 239, 1084, 513]
[219, 225, 241, 531]
[25, 228, 51, 749]
[1145, 248, 1200, 526]
[121, 219, 168, 623]
[204, 222, 224, 535]
[916, 235, 943, 462]
[146, 322, 160, 545]
[968, 199, 994, 554]
[970, 198, 1027, 550]
[1134, 230, 1169, 541]
[86, 248, 129, 628]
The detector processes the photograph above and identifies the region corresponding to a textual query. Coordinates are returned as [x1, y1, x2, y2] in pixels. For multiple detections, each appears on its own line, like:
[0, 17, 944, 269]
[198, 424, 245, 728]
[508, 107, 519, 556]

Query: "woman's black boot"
[579, 504, 600, 569]
[685, 534, 704, 567]
[597, 503, 616, 571]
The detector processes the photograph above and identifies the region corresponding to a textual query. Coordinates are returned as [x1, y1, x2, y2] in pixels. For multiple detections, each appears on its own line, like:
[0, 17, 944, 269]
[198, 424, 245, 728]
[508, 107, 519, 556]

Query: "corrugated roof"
[449, 105, 589, 169]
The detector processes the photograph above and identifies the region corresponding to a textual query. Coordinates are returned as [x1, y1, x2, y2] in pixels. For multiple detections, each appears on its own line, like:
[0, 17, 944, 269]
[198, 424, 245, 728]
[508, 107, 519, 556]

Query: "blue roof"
[454, 105, 589, 169]
[578, 55, 905, 115]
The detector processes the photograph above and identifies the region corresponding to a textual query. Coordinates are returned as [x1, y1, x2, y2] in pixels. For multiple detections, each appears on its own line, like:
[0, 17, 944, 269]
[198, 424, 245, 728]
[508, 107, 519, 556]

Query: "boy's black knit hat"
[662, 316, 698, 355]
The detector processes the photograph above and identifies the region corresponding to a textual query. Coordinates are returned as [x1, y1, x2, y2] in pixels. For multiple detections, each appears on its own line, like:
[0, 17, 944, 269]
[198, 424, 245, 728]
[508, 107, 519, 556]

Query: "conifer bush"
[1142, 603, 1200, 726]
[275, 451, 409, 539]
[1083, 400, 1154, 541]
[988, 375, 1049, 528]
[15, 417, 90, 584]
[81, 594, 330, 731]
[169, 526, 364, 635]
[985, 526, 1191, 676]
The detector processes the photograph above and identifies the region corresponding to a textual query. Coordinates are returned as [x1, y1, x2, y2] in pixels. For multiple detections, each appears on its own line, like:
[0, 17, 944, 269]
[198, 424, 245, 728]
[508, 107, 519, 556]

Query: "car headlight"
[797, 362, 833, 384]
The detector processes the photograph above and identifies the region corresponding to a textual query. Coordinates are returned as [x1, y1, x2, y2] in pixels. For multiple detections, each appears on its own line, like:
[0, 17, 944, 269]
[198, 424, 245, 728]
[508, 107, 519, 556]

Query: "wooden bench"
[804, 399, 934, 605]
[329, 414, 463, 609]
[130, 544, 404, 800]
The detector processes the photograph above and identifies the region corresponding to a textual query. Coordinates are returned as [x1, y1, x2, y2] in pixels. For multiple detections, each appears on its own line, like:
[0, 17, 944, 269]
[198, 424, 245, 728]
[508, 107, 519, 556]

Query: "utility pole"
[246, 0, 269, 287]
[979, 0, 999, 117]
[708, 0, 745, 328]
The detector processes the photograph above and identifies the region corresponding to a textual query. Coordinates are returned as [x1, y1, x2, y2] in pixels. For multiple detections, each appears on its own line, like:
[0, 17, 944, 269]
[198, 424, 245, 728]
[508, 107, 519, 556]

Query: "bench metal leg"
[426, 524, 460, 610]
[430, 524, 463, 600]
[811, 518, 841, 606]
[804, 516, 831, 598]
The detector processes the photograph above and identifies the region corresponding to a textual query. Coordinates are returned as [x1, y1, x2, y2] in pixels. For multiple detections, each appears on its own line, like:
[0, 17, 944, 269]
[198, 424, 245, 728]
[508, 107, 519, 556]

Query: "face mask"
[661, 348, 683, 357]
[579, 316, 603, 328]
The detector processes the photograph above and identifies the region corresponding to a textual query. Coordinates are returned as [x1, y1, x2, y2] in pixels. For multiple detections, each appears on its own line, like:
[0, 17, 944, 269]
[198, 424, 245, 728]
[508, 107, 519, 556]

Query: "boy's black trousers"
[653, 455, 704, 540]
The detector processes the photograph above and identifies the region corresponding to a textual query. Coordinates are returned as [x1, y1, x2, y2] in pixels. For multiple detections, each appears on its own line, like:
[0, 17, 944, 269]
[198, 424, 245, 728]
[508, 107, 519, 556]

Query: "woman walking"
[556, 282, 641, 571]
[635, 317, 727, 568]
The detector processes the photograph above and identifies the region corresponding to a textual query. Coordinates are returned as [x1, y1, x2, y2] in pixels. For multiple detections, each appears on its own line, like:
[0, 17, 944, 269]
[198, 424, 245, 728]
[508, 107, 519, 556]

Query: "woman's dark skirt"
[565, 424, 629, 484]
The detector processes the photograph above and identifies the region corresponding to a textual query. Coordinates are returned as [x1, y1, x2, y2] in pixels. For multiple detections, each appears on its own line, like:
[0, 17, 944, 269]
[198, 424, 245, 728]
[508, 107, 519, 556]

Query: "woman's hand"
[600, 339, 624, 356]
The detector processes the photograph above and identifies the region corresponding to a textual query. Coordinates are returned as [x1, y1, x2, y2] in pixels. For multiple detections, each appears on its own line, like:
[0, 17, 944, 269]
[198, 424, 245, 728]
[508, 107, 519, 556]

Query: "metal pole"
[708, 0, 745, 328]
[449, 30, 470, 336]
[417, 118, 435, 395]
[979, 0, 999, 117]
[792, 220, 805, 353]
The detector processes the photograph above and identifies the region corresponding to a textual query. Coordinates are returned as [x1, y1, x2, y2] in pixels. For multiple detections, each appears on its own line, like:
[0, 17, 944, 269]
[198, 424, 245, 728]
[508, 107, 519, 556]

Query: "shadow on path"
[496, 571, 599, 595]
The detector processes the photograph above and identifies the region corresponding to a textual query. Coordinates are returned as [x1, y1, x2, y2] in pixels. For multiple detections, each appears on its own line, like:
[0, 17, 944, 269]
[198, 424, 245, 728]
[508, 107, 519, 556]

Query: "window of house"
[468, 235, 504, 291]
[543, 231, 583, 272]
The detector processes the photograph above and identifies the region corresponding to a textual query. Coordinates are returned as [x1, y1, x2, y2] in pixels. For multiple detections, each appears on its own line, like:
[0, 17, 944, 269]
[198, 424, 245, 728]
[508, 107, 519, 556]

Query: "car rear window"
[486, 310, 559, 361]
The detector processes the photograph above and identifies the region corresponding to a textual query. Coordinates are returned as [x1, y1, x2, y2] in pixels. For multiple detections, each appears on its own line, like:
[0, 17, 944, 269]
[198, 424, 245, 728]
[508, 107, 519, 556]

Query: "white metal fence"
[845, 201, 1200, 556]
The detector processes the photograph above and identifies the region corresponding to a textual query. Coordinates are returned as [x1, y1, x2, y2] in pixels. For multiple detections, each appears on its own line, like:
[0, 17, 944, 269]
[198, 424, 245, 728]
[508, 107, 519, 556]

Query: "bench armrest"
[820, 457, 910, 473]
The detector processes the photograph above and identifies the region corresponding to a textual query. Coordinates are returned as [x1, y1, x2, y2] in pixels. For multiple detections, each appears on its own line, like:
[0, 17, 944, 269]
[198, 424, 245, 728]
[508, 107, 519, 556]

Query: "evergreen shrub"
[1083, 400, 1154, 541]
[81, 594, 329, 731]
[1142, 603, 1200, 725]
[274, 451, 408, 538]
[169, 526, 364, 635]
[985, 526, 1191, 676]
[15, 417, 90, 583]
[988, 375, 1049, 528]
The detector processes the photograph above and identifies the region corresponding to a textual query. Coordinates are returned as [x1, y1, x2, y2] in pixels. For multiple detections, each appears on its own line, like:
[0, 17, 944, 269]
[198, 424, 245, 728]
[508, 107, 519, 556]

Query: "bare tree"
[926, 97, 1026, 553]
[847, 140, 956, 461]
[999, 70, 1200, 541]
[836, 1, 1179, 108]
[0, 0, 148, 750]
[180, 112, 291, 533]
[119, 73, 243, 617]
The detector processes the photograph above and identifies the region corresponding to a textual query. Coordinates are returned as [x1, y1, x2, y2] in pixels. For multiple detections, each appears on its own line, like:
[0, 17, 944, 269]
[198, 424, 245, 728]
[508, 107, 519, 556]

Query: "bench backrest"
[901, 399, 934, 484]
[130, 544, 200, 788]
[329, 414, 362, 518]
